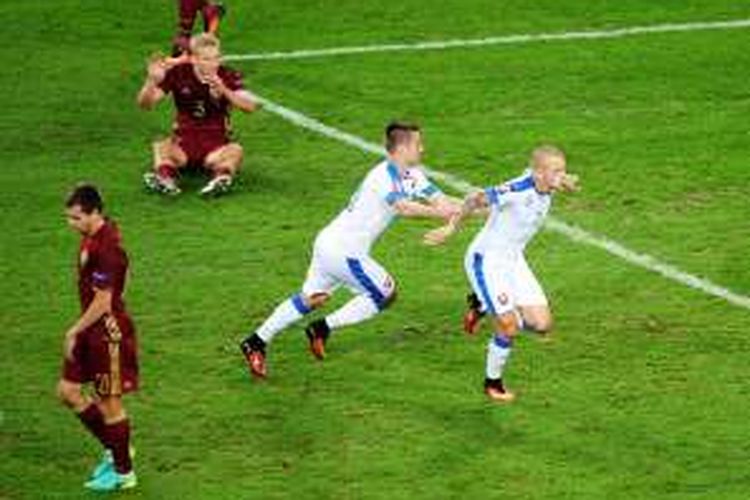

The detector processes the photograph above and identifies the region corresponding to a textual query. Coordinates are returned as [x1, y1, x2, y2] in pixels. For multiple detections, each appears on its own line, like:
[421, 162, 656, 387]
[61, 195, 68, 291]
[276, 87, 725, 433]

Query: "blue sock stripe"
[493, 334, 513, 349]
[472, 253, 496, 315]
[346, 258, 387, 310]
[291, 294, 312, 315]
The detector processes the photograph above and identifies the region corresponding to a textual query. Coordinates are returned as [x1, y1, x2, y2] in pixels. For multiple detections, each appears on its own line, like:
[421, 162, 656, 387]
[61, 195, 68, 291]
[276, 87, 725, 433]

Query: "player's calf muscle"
[528, 317, 553, 334]
[521, 308, 553, 333]
[153, 139, 184, 165]
[99, 396, 127, 422]
[207, 144, 243, 171]
[305, 292, 330, 309]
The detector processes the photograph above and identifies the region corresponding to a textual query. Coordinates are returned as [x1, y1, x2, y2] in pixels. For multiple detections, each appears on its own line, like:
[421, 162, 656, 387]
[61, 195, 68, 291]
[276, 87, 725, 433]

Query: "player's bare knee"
[155, 139, 186, 166]
[494, 312, 519, 336]
[380, 285, 398, 310]
[224, 144, 244, 169]
[153, 139, 172, 157]
[532, 317, 553, 334]
[227, 143, 243, 159]
[305, 292, 330, 310]
[98, 396, 126, 422]
[523, 312, 553, 334]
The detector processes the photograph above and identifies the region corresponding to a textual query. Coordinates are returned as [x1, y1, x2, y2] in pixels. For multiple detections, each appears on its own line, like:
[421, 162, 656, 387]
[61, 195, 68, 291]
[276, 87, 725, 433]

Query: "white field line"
[225, 18, 750, 62]
[255, 95, 750, 310]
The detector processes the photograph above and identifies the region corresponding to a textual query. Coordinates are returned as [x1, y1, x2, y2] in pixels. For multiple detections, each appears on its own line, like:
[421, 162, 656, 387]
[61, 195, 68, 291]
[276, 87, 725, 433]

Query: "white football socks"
[256, 294, 310, 343]
[326, 295, 380, 330]
[486, 335, 513, 380]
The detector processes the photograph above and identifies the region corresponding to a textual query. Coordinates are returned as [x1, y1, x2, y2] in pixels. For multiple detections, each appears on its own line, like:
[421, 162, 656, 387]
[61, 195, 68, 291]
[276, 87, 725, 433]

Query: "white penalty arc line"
[255, 94, 750, 311]
[225, 18, 750, 62]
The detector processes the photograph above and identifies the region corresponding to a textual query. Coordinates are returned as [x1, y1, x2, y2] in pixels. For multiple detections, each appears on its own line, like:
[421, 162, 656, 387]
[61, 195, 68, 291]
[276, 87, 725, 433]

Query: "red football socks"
[178, 0, 203, 33]
[76, 403, 108, 448]
[202, 3, 222, 33]
[157, 164, 178, 180]
[105, 419, 132, 474]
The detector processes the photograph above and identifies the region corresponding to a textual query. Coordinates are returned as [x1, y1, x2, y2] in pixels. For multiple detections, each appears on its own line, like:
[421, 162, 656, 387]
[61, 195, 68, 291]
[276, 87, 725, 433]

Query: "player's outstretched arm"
[429, 193, 463, 211]
[63, 288, 112, 359]
[560, 173, 580, 192]
[204, 73, 260, 113]
[392, 198, 457, 220]
[423, 190, 487, 246]
[227, 89, 261, 113]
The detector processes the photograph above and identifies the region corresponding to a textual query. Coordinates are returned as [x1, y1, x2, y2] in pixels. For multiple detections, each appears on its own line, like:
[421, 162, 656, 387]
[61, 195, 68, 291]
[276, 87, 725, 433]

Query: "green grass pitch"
[1, 1, 749, 498]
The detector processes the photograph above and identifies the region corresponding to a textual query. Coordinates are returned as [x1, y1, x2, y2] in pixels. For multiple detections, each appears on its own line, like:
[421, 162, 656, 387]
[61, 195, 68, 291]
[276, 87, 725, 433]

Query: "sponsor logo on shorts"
[383, 276, 394, 291]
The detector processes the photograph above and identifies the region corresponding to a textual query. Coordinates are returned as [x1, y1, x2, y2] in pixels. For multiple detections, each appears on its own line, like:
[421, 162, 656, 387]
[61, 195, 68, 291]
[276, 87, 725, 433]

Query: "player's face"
[65, 205, 94, 235]
[538, 155, 567, 191]
[192, 46, 221, 80]
[403, 132, 424, 166]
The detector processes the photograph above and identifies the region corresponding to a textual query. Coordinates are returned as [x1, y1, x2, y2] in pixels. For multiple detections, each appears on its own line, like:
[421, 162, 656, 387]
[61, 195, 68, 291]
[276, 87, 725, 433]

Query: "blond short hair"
[530, 144, 565, 170]
[190, 33, 221, 55]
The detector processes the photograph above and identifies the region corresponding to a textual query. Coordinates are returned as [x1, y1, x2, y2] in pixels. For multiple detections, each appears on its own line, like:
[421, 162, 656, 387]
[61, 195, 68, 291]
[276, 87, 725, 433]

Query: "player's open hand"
[203, 73, 227, 98]
[423, 224, 455, 246]
[146, 54, 169, 84]
[560, 173, 580, 192]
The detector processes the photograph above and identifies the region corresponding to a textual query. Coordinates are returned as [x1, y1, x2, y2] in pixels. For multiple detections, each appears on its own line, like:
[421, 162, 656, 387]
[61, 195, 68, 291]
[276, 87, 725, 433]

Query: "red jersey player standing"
[57, 184, 139, 492]
[173, 0, 226, 55]
[137, 33, 259, 196]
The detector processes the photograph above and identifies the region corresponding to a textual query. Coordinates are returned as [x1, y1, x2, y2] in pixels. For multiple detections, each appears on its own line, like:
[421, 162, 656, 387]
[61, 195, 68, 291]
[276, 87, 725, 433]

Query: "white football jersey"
[468, 170, 552, 257]
[317, 159, 441, 253]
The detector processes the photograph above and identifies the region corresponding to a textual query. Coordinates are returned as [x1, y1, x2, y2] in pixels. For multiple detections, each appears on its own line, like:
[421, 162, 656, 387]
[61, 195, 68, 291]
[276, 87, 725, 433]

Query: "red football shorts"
[174, 127, 229, 166]
[62, 313, 139, 397]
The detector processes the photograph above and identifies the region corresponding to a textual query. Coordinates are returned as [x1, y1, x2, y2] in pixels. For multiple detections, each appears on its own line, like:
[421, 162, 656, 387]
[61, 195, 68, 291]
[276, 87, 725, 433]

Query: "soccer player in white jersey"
[424, 145, 578, 402]
[239, 122, 460, 378]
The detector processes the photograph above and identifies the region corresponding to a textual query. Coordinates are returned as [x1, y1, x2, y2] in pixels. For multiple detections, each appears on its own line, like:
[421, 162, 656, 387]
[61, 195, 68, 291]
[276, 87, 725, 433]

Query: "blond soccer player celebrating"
[424, 145, 579, 402]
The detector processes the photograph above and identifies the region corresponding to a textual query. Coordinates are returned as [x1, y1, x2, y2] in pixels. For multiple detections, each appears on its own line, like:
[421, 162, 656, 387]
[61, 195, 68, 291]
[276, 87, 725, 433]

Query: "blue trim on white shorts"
[291, 293, 312, 315]
[472, 253, 496, 315]
[346, 258, 387, 310]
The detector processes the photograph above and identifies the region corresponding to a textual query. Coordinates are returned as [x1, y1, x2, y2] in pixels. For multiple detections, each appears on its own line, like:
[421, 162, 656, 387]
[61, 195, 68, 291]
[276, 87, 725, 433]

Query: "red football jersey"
[159, 63, 244, 135]
[78, 220, 129, 314]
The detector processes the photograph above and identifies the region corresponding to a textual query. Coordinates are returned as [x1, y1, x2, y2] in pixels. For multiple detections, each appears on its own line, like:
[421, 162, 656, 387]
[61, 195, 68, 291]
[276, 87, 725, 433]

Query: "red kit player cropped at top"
[62, 219, 138, 396]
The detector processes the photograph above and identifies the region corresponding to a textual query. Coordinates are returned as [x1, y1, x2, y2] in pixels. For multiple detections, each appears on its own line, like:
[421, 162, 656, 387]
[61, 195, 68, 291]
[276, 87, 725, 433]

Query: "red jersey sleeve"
[221, 68, 245, 92]
[90, 243, 122, 291]
[158, 65, 179, 94]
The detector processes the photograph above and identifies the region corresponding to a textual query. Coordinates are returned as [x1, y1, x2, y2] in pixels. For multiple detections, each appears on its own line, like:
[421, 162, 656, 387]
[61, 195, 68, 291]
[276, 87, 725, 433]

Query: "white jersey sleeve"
[484, 174, 536, 210]
[376, 163, 407, 206]
[468, 170, 551, 256]
[484, 185, 511, 210]
[403, 167, 442, 201]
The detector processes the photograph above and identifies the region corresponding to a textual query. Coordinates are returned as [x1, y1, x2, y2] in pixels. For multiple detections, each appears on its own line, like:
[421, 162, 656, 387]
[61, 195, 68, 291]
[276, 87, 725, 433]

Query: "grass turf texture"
[1, 0, 749, 498]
